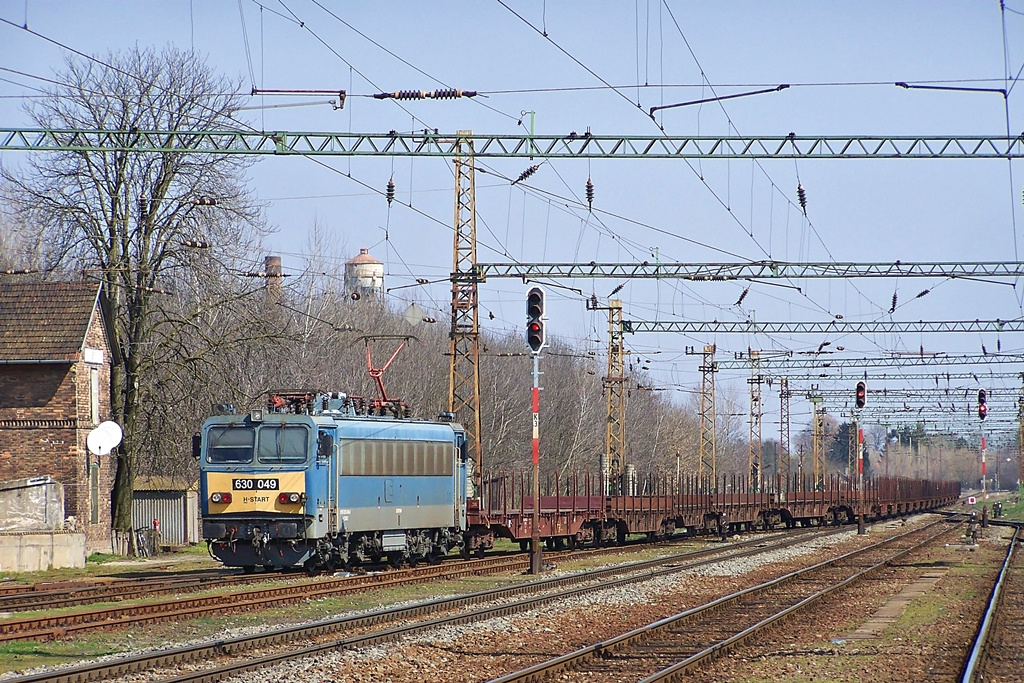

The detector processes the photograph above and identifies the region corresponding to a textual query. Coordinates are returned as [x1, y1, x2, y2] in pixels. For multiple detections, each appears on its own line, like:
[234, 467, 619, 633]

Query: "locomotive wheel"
[242, 565, 256, 574]
[427, 550, 443, 565]
[388, 553, 403, 569]
[459, 546, 471, 560]
[304, 559, 319, 576]
[475, 546, 485, 559]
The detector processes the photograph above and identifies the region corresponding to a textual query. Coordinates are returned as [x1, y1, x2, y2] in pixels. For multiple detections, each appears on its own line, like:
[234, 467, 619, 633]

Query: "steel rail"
[639, 523, 953, 682]
[960, 526, 1020, 682]
[11, 528, 838, 683]
[0, 552, 531, 641]
[0, 571, 274, 612]
[492, 518, 956, 683]
[3, 129, 1024, 159]
[477, 261, 1024, 280]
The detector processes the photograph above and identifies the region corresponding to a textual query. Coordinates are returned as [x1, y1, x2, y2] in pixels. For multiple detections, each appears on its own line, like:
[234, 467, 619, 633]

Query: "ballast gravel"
[215, 526, 884, 683]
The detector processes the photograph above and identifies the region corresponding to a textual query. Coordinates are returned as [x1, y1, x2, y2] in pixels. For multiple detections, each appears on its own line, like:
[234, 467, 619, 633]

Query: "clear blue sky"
[2, 2, 1023, 436]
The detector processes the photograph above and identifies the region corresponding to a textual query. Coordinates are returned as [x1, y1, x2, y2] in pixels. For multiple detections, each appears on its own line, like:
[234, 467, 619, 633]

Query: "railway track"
[491, 517, 959, 683]
[961, 526, 1023, 681]
[0, 551, 532, 642]
[2, 526, 843, 683]
[0, 570, 272, 612]
[0, 528, 820, 642]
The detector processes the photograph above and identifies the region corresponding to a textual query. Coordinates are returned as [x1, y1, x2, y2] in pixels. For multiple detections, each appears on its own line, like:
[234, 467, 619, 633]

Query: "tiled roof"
[0, 281, 102, 362]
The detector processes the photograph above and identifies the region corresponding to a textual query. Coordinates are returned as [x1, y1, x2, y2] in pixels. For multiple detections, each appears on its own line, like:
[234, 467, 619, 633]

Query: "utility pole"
[779, 378, 791, 497]
[797, 444, 805, 492]
[448, 131, 483, 493]
[856, 416, 865, 535]
[848, 413, 857, 485]
[748, 350, 763, 492]
[605, 300, 626, 494]
[688, 344, 718, 487]
[587, 296, 627, 494]
[1018, 394, 1024, 494]
[808, 389, 825, 490]
[981, 434, 987, 499]
[884, 422, 890, 478]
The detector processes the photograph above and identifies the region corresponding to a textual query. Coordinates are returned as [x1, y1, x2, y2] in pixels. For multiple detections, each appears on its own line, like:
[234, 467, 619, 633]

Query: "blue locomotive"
[198, 391, 470, 572]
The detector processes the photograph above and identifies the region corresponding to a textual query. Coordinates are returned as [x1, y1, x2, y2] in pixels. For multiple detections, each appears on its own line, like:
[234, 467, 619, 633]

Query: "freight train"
[198, 390, 961, 573]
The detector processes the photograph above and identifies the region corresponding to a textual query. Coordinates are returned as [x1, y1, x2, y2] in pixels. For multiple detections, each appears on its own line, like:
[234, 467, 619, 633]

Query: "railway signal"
[855, 381, 867, 409]
[525, 286, 547, 574]
[526, 287, 547, 353]
[978, 389, 988, 420]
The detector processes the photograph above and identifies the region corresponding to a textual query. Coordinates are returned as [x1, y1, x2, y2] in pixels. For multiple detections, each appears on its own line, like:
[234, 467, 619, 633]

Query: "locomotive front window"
[257, 425, 309, 463]
[207, 427, 255, 463]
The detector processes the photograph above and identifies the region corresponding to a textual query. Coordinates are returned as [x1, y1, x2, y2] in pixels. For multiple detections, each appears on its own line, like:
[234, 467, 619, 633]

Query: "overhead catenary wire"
[6, 12, 1015, 401]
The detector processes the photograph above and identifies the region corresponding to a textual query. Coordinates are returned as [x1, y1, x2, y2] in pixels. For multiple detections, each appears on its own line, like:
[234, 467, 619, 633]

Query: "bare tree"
[1, 47, 267, 551]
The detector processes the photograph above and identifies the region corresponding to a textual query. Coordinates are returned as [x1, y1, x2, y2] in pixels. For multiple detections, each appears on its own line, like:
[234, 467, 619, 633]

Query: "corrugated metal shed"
[132, 477, 199, 546]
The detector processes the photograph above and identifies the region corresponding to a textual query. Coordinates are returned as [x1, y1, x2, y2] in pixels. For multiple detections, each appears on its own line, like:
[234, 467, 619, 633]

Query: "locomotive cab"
[200, 404, 321, 571]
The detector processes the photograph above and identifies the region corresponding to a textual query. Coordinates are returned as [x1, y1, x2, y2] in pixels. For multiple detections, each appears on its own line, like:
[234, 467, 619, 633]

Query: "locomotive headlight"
[210, 492, 232, 504]
[278, 492, 303, 504]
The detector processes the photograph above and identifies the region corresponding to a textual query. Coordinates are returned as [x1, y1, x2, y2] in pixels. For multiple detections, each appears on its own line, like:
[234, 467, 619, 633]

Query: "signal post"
[978, 390, 987, 497]
[855, 381, 866, 534]
[526, 287, 547, 574]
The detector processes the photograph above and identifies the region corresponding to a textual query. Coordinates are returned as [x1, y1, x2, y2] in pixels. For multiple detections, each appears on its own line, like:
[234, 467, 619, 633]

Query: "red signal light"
[526, 287, 546, 353]
[855, 381, 867, 409]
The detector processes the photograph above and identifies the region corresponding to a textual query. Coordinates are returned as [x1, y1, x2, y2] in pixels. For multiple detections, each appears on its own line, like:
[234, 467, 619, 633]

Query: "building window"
[90, 368, 100, 425]
[90, 462, 100, 524]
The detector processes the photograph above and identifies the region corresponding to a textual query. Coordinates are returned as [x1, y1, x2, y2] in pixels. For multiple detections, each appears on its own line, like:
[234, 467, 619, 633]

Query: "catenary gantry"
[478, 261, 1024, 280]
[716, 353, 1024, 371]
[5, 128, 1024, 158]
[622, 320, 1024, 334]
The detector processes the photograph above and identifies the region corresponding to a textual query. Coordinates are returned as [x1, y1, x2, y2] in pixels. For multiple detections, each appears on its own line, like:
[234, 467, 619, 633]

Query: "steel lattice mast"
[604, 300, 627, 494]
[812, 403, 826, 490]
[689, 345, 718, 486]
[448, 131, 483, 492]
[779, 378, 792, 494]
[748, 351, 763, 491]
[5, 128, 1024, 158]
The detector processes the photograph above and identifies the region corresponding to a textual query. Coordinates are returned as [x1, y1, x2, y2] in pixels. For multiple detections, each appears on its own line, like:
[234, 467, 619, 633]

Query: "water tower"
[345, 248, 384, 302]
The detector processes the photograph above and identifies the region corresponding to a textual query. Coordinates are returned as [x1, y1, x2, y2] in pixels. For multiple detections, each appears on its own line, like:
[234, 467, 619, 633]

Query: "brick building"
[0, 282, 117, 553]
